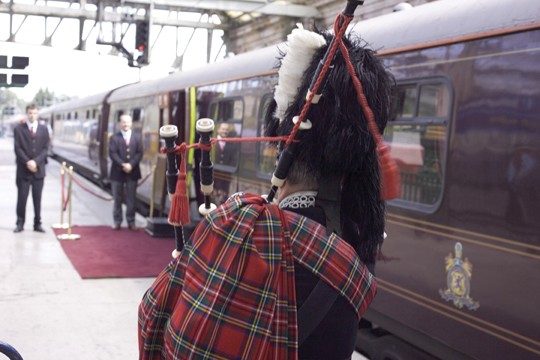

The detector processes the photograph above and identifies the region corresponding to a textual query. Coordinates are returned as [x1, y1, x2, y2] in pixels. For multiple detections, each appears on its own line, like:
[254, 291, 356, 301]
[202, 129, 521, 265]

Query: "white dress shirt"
[27, 120, 38, 134]
[121, 129, 132, 145]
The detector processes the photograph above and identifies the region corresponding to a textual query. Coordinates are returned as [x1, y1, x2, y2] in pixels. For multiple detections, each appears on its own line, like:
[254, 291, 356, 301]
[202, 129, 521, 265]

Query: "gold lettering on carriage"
[439, 242, 479, 311]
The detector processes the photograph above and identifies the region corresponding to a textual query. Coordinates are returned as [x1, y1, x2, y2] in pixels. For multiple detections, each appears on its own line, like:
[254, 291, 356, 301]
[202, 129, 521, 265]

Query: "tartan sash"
[138, 193, 376, 360]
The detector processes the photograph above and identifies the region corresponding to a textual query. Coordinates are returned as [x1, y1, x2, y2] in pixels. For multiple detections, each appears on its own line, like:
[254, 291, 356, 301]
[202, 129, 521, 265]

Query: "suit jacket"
[13, 122, 50, 179]
[214, 141, 239, 166]
[109, 131, 143, 182]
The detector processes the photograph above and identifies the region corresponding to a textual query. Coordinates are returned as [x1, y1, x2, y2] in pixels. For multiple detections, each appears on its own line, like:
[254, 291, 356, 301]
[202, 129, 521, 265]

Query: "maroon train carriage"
[40, 0, 540, 358]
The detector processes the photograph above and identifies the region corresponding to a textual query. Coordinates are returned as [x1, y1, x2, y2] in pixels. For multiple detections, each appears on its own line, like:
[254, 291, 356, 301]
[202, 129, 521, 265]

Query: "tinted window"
[391, 85, 417, 119]
[210, 99, 243, 122]
[385, 79, 451, 210]
[257, 94, 277, 177]
[418, 84, 450, 117]
[132, 108, 143, 122]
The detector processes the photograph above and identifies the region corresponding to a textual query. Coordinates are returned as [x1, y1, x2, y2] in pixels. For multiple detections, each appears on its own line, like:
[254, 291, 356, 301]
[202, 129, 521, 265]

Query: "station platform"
[0, 137, 366, 360]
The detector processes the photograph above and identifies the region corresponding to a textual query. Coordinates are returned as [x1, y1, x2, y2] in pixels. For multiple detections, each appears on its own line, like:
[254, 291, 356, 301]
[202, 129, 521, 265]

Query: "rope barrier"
[52, 162, 69, 229]
[56, 165, 81, 240]
[61, 164, 155, 203]
[69, 173, 114, 201]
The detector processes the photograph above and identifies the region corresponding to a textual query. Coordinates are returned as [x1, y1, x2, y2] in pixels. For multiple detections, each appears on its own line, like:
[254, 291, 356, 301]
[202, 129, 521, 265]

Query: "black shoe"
[113, 224, 121, 230]
[34, 225, 45, 233]
[128, 223, 138, 231]
[13, 226, 24, 233]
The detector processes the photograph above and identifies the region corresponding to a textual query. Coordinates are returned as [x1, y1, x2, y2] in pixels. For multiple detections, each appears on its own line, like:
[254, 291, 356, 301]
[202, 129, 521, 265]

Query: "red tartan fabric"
[138, 193, 376, 360]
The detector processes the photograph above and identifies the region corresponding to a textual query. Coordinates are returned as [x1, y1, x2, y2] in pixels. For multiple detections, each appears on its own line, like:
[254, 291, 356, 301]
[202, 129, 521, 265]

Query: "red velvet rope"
[70, 173, 114, 201]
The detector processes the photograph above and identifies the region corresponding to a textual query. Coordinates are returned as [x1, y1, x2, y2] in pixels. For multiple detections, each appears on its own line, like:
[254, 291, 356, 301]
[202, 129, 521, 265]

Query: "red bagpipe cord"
[287, 13, 401, 200]
[161, 136, 291, 225]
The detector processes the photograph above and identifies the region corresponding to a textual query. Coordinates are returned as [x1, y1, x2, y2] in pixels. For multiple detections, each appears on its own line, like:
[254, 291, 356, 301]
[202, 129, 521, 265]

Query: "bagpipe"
[159, 119, 217, 258]
[159, 0, 401, 258]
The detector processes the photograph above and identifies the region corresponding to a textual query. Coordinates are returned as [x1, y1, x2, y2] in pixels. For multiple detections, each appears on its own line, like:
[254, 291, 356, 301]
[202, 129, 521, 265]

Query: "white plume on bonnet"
[274, 24, 326, 122]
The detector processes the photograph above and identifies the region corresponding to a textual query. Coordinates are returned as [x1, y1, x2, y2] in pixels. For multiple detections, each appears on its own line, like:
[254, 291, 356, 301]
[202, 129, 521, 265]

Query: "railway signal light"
[12, 56, 29, 69]
[0, 55, 29, 69]
[0, 55, 29, 87]
[135, 20, 150, 66]
[11, 74, 29, 87]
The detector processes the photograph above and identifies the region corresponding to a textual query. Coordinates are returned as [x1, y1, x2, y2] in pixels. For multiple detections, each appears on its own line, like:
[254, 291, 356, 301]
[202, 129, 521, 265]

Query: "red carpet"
[53, 226, 174, 279]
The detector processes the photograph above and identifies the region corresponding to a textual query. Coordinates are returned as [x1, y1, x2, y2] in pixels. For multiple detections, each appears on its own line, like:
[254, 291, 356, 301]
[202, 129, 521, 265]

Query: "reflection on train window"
[257, 94, 277, 177]
[386, 79, 451, 210]
[418, 84, 450, 117]
[209, 99, 244, 122]
[212, 122, 241, 169]
[392, 85, 416, 119]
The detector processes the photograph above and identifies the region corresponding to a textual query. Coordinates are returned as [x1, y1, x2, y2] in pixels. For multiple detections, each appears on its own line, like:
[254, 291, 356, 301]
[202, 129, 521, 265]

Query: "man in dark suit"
[13, 104, 50, 233]
[109, 114, 143, 230]
[214, 122, 239, 166]
[213, 122, 239, 204]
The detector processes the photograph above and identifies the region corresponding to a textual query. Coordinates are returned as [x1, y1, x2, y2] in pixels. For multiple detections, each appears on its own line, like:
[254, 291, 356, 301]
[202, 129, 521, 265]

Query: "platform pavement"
[0, 136, 367, 360]
[0, 136, 152, 360]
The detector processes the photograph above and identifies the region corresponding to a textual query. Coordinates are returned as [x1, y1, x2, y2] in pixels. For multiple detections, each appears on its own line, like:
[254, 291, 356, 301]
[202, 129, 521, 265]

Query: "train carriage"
[43, 0, 540, 358]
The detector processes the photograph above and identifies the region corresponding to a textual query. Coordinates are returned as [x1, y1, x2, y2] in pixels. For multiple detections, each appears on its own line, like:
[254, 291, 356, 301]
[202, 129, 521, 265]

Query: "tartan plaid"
[138, 193, 376, 360]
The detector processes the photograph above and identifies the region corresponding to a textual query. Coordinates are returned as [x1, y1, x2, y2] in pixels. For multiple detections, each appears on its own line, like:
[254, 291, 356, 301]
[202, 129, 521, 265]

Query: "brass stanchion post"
[52, 161, 69, 229]
[149, 164, 157, 220]
[57, 166, 81, 240]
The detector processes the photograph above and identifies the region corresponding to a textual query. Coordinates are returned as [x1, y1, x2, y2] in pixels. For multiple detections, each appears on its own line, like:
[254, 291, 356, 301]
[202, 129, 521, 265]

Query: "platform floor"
[0, 137, 366, 360]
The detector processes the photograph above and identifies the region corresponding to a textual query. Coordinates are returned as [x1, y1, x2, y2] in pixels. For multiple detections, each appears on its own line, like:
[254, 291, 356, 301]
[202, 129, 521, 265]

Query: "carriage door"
[168, 90, 186, 139]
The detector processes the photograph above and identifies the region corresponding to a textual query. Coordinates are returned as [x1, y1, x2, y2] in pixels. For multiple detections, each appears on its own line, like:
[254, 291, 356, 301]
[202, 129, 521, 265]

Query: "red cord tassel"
[377, 143, 401, 200]
[168, 145, 190, 226]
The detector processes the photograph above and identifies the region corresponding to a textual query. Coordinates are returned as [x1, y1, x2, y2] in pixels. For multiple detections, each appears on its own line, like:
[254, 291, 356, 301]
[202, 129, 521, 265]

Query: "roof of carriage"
[51, 0, 540, 107]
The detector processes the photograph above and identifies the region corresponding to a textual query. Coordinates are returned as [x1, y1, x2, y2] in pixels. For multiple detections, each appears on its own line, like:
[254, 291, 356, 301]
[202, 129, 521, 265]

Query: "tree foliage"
[0, 89, 25, 116]
[32, 87, 56, 107]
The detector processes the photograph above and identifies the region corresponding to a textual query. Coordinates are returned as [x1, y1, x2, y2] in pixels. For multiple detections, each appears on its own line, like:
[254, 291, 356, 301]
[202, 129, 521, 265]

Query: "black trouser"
[16, 176, 44, 227]
[111, 180, 137, 225]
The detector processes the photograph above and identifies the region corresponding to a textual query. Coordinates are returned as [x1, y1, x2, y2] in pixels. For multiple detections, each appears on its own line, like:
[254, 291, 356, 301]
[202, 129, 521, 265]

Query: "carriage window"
[132, 108, 143, 122]
[86, 110, 90, 119]
[92, 109, 97, 118]
[209, 99, 243, 122]
[257, 94, 277, 177]
[115, 110, 125, 122]
[385, 79, 451, 211]
[392, 85, 417, 119]
[74, 112, 78, 119]
[418, 84, 450, 117]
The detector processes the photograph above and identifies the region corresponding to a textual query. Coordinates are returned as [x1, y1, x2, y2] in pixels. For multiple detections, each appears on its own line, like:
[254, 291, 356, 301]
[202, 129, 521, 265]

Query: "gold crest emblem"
[439, 242, 479, 310]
